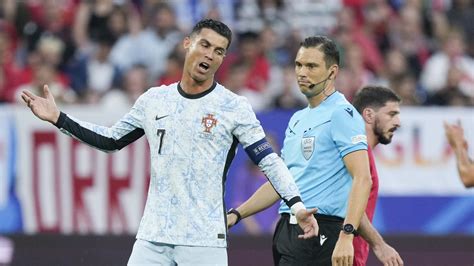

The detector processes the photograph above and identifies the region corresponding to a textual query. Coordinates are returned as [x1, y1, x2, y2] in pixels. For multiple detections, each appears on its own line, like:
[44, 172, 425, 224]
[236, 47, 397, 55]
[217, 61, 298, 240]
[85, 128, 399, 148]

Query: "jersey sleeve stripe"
[56, 112, 144, 151]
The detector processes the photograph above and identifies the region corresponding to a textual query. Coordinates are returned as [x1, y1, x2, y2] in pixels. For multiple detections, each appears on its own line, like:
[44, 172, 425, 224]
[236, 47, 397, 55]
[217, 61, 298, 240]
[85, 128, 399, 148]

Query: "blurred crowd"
[0, 0, 473, 111]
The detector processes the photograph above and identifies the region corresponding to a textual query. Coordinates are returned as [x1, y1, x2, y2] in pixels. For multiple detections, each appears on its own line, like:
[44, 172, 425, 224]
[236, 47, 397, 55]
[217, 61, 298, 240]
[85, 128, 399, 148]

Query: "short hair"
[352, 86, 401, 113]
[190, 19, 232, 49]
[300, 36, 340, 68]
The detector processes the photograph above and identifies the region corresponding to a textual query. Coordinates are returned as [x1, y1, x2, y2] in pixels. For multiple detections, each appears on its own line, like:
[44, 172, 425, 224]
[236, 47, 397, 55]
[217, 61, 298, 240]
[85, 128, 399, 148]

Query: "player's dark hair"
[300, 36, 340, 68]
[352, 86, 401, 113]
[190, 19, 232, 49]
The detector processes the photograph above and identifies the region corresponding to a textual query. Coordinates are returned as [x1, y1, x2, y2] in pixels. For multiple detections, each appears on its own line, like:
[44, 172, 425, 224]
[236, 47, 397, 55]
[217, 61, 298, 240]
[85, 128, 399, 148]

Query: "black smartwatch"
[342, 224, 359, 236]
[227, 208, 242, 225]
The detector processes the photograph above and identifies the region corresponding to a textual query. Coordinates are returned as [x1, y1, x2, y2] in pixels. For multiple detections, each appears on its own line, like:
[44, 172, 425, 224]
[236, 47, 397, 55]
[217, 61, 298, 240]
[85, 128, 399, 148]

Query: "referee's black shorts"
[272, 213, 344, 266]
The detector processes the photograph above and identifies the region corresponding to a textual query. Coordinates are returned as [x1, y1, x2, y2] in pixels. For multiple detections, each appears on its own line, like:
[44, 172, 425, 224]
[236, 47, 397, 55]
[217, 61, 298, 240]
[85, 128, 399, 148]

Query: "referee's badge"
[302, 136, 315, 160]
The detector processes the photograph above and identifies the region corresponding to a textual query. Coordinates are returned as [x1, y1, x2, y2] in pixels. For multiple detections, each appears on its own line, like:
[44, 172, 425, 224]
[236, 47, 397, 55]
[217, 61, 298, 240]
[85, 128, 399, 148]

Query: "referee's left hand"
[295, 208, 319, 239]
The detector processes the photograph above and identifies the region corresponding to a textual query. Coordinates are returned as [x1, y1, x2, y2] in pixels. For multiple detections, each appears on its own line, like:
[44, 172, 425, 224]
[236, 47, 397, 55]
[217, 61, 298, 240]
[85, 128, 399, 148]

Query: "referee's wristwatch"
[342, 224, 359, 236]
[227, 208, 242, 225]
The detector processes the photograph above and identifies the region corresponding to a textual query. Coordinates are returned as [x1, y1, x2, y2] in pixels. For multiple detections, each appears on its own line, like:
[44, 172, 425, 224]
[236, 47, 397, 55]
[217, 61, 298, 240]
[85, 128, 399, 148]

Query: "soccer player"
[228, 36, 372, 266]
[351, 86, 404, 266]
[20, 19, 318, 266]
[444, 121, 474, 188]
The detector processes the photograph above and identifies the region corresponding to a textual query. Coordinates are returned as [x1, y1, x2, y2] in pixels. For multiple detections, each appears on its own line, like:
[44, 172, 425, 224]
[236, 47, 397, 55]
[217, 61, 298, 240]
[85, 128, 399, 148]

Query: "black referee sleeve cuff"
[286, 196, 302, 208]
[54, 112, 67, 129]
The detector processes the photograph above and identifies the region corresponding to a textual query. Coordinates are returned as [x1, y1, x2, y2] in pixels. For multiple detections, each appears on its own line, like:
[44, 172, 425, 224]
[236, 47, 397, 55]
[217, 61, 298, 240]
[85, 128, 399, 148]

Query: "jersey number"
[156, 129, 165, 154]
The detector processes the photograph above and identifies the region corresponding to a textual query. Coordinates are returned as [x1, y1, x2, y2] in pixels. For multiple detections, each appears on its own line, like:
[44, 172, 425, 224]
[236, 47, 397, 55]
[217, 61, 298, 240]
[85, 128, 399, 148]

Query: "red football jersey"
[353, 146, 379, 266]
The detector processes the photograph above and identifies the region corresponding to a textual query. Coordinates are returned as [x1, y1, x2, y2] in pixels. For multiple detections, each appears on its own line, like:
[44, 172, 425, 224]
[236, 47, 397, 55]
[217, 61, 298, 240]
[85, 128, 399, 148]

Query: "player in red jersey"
[352, 86, 404, 266]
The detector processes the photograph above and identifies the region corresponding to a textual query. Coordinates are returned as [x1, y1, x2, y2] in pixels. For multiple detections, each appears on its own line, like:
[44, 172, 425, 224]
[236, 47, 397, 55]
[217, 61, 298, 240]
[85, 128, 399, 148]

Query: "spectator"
[389, 73, 422, 106]
[336, 43, 378, 101]
[0, 30, 20, 103]
[420, 29, 474, 99]
[67, 33, 120, 102]
[101, 64, 149, 109]
[218, 31, 270, 93]
[157, 51, 183, 86]
[109, 3, 182, 82]
[388, 4, 431, 78]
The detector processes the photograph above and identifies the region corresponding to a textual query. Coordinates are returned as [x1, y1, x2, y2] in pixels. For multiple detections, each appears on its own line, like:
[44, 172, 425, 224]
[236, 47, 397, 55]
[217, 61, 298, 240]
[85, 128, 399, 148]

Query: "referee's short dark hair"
[300, 36, 340, 68]
[352, 86, 401, 114]
[190, 19, 232, 49]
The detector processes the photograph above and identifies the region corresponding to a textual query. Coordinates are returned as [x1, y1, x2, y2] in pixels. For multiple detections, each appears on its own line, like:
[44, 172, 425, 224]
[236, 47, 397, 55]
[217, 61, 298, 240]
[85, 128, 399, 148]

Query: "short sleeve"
[330, 106, 367, 158]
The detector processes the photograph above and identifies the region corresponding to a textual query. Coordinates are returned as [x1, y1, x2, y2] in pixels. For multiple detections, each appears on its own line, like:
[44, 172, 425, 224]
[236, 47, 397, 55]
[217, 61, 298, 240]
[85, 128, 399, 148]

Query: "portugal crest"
[301, 136, 315, 160]
[201, 114, 218, 133]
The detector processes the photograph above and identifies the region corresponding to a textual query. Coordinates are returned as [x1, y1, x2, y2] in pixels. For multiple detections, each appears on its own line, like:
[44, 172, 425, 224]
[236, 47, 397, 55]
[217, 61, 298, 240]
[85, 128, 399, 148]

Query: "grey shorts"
[127, 239, 228, 266]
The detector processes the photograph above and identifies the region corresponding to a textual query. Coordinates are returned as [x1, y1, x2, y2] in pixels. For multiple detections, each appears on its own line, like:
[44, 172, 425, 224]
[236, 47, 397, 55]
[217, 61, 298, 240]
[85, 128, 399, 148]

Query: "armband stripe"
[245, 138, 274, 165]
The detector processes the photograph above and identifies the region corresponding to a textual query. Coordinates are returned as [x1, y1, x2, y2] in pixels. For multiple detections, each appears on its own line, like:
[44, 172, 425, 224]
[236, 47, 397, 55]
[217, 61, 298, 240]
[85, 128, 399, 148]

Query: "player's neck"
[366, 126, 378, 149]
[180, 75, 215, 95]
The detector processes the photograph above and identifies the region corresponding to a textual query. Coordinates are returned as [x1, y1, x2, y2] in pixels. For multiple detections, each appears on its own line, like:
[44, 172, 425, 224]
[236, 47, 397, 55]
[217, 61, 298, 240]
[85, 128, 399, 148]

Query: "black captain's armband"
[245, 138, 274, 165]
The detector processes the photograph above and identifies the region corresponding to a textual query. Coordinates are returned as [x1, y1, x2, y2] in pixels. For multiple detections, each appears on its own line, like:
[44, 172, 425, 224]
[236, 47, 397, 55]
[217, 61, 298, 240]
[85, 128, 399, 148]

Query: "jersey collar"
[177, 81, 217, 99]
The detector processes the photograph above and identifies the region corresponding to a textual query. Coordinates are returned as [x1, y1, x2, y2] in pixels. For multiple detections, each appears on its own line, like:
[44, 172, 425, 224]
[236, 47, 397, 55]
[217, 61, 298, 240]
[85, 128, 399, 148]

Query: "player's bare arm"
[227, 181, 279, 228]
[358, 213, 404, 265]
[228, 181, 319, 238]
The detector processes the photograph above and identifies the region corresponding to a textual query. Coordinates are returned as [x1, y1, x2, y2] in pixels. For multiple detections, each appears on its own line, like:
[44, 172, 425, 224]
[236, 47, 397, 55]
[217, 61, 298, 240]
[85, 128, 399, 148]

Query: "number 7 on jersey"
[156, 129, 165, 154]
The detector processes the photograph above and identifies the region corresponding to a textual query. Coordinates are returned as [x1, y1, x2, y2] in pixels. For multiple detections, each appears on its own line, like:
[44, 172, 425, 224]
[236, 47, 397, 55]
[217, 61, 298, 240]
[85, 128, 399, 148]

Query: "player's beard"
[374, 118, 393, 145]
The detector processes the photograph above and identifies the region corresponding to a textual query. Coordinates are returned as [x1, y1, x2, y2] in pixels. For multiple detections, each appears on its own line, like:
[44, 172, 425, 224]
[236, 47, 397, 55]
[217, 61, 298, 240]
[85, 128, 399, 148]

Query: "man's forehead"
[381, 101, 401, 112]
[296, 47, 325, 62]
[192, 28, 228, 48]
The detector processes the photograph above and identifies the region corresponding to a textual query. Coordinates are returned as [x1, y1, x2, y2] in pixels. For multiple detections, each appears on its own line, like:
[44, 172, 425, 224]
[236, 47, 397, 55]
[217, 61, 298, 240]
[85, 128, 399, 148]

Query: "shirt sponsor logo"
[351, 134, 367, 144]
[301, 136, 315, 160]
[201, 114, 218, 133]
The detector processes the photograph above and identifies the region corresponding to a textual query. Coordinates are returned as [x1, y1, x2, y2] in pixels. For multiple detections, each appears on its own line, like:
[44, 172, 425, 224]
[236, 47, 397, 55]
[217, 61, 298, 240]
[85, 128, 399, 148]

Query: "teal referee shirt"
[279, 92, 367, 218]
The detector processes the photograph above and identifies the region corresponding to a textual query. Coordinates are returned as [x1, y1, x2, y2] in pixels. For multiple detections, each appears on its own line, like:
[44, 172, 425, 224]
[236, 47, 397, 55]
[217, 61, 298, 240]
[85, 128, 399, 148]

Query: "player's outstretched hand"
[295, 208, 319, 239]
[21, 85, 60, 124]
[373, 242, 404, 266]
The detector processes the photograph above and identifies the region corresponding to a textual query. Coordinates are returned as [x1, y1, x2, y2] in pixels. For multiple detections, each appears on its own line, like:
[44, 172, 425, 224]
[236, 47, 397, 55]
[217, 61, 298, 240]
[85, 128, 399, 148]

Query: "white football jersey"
[56, 82, 301, 247]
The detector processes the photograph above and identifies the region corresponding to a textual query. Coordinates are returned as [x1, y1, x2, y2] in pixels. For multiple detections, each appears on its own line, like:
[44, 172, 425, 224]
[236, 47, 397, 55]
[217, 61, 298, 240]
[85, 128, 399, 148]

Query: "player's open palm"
[296, 208, 319, 239]
[21, 85, 60, 124]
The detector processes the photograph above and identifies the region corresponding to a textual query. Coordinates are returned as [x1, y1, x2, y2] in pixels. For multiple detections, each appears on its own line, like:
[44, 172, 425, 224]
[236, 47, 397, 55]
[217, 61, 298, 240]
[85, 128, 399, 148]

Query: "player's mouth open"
[199, 62, 210, 71]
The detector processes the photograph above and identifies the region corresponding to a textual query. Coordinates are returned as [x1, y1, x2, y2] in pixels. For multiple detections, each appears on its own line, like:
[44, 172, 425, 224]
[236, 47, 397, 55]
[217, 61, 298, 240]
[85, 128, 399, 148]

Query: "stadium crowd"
[0, 0, 472, 110]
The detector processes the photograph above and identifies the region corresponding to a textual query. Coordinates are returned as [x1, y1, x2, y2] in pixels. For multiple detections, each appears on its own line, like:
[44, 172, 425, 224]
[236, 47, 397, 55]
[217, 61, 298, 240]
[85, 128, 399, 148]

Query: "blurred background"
[0, 0, 473, 265]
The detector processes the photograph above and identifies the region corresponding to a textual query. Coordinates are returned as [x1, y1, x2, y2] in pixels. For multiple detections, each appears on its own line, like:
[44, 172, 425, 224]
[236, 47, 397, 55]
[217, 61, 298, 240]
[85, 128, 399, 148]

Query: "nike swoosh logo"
[155, 115, 169, 121]
[320, 235, 327, 246]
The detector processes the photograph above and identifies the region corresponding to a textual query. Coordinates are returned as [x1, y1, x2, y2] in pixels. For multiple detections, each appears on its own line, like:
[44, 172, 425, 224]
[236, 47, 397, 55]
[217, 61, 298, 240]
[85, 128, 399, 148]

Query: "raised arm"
[358, 213, 404, 265]
[444, 121, 474, 188]
[22, 85, 61, 123]
[22, 85, 145, 152]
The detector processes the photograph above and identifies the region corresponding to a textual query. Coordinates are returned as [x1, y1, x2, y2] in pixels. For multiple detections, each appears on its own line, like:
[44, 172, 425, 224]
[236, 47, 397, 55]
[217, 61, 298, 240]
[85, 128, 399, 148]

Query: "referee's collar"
[177, 81, 217, 99]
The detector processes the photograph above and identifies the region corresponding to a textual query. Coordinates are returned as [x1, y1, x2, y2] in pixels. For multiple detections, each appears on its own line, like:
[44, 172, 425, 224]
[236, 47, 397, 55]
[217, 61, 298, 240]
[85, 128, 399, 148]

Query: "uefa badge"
[201, 114, 218, 133]
[301, 136, 315, 160]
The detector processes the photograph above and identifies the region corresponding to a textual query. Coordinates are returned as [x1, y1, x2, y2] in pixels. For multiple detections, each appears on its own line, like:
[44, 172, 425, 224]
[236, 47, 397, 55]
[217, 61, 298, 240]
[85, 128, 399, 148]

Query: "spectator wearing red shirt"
[217, 31, 270, 93]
